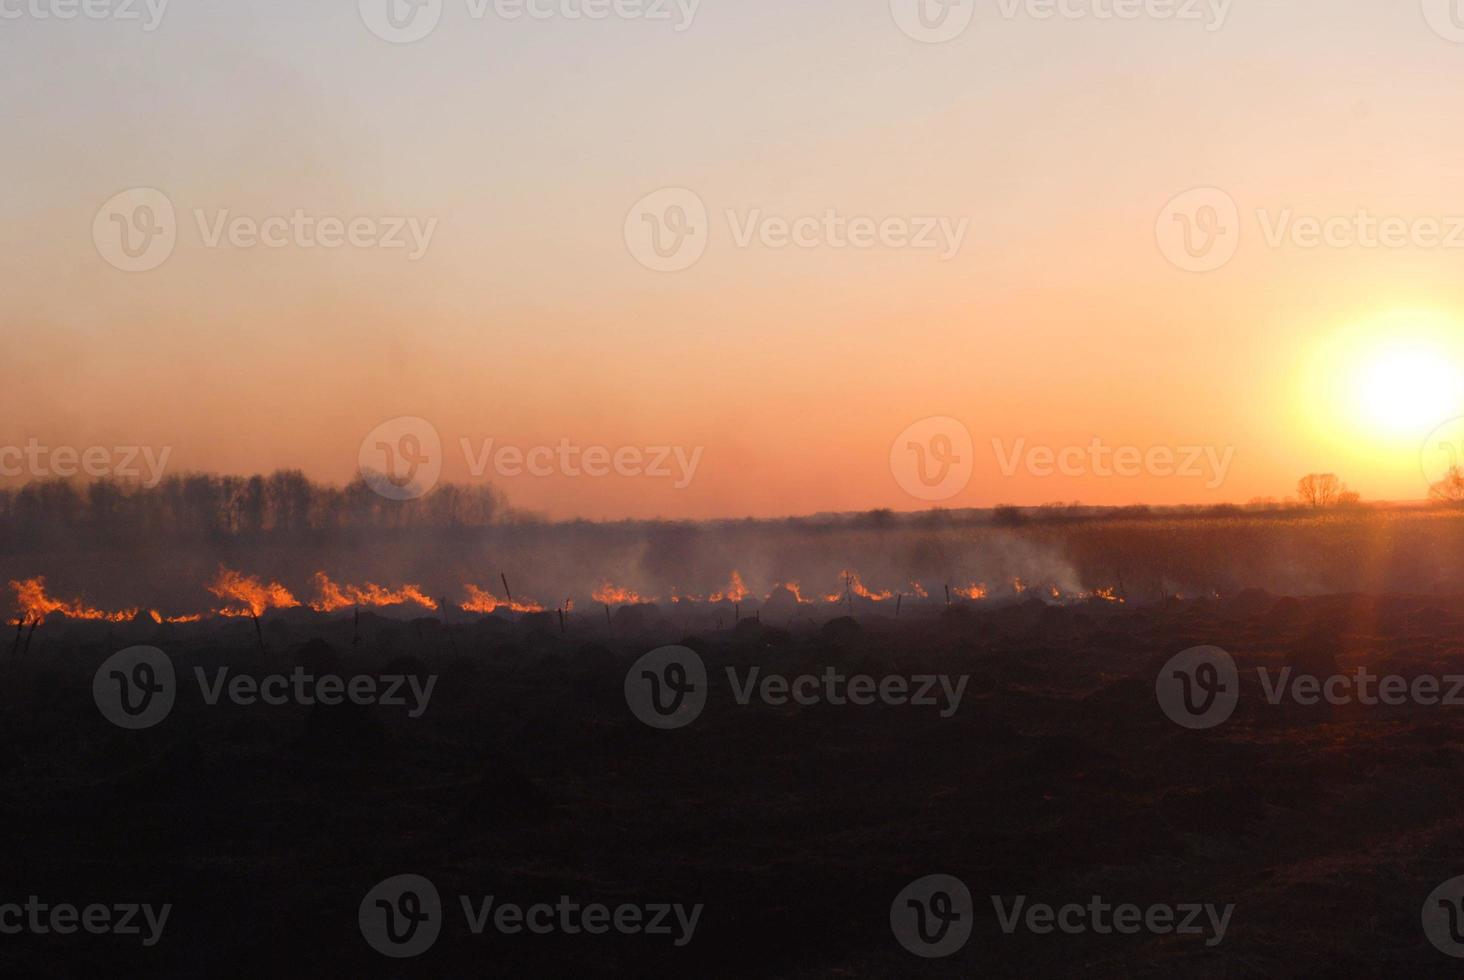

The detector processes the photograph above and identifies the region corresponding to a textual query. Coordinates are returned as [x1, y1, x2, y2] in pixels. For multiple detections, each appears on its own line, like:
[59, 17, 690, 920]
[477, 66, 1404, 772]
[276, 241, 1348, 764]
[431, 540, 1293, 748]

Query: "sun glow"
[1353, 343, 1463, 435]
[1303, 313, 1464, 456]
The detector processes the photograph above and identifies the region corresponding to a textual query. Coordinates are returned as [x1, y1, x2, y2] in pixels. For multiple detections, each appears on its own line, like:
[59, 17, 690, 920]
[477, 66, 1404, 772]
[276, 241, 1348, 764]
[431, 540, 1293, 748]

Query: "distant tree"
[1431, 466, 1464, 506]
[861, 508, 896, 529]
[991, 504, 1027, 527]
[1297, 473, 1348, 510]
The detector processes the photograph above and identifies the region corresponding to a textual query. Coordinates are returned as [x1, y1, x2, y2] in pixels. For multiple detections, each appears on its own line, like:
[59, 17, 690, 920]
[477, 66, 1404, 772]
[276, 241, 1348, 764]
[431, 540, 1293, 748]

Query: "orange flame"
[771, 582, 812, 604]
[10, 577, 138, 624]
[461, 583, 543, 614]
[207, 567, 300, 618]
[844, 571, 894, 602]
[308, 572, 437, 613]
[952, 584, 989, 600]
[709, 570, 750, 603]
[594, 582, 651, 605]
[148, 610, 203, 624]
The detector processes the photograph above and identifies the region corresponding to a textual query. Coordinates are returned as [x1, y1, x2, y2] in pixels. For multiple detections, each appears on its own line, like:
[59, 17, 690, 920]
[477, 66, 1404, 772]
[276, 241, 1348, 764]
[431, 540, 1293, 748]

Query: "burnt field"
[6, 586, 1464, 977]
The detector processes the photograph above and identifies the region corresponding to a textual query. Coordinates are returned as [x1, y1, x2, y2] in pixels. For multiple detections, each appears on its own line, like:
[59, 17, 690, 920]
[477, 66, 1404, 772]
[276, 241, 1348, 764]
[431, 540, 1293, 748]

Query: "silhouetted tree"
[1297, 473, 1347, 510]
[1431, 466, 1464, 506]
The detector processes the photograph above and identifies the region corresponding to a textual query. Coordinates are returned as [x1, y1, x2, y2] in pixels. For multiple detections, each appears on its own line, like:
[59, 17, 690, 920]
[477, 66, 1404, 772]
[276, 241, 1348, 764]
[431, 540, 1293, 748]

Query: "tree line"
[0, 471, 509, 550]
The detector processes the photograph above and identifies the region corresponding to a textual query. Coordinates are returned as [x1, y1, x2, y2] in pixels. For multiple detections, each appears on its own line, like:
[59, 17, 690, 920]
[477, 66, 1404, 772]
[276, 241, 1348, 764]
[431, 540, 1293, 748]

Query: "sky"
[3, 0, 1464, 519]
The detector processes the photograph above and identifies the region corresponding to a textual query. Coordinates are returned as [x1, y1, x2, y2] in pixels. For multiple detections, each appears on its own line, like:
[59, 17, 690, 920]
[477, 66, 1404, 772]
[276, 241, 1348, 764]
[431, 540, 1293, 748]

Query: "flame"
[908, 581, 929, 599]
[1087, 586, 1124, 604]
[461, 583, 543, 614]
[10, 577, 138, 624]
[148, 610, 203, 624]
[771, 582, 812, 604]
[952, 583, 989, 600]
[1012, 577, 1028, 594]
[593, 582, 650, 605]
[709, 570, 750, 603]
[308, 572, 437, 613]
[207, 567, 300, 618]
[844, 571, 894, 602]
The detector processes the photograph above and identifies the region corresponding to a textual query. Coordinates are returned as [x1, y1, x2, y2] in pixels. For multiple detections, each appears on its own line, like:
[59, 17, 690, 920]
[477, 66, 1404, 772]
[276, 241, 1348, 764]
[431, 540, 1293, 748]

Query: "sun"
[1300, 311, 1464, 444]
[1352, 342, 1463, 435]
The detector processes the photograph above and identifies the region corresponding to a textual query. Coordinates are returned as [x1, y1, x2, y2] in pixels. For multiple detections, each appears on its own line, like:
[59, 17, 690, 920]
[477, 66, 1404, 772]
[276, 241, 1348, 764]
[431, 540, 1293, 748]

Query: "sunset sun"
[1353, 343, 1463, 435]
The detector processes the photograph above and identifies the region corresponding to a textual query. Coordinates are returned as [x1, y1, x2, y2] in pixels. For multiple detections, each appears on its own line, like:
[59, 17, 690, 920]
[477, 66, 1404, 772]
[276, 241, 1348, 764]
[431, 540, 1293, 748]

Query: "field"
[4, 508, 1464, 976]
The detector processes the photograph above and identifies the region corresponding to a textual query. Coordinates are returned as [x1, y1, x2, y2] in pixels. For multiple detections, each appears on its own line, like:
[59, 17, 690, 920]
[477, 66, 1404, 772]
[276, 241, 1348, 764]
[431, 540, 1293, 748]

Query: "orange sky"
[3, 2, 1464, 518]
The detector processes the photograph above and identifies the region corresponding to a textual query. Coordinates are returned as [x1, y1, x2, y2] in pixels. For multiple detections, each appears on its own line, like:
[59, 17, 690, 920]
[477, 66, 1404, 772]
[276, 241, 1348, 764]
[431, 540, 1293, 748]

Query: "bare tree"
[1431, 466, 1464, 506]
[1297, 473, 1347, 510]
